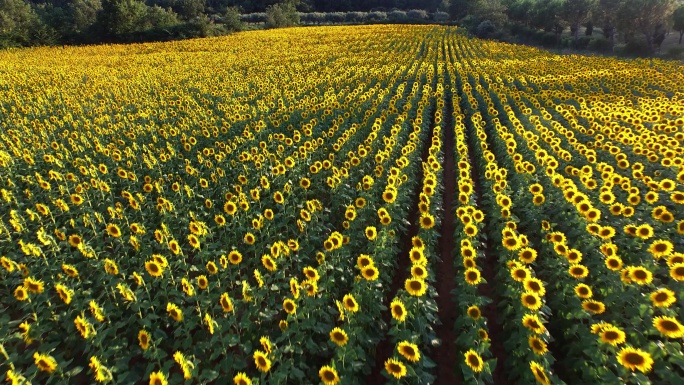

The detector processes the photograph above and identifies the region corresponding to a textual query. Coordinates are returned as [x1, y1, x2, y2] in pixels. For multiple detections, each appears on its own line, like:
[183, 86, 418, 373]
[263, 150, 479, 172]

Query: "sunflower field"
[1, 25, 683, 385]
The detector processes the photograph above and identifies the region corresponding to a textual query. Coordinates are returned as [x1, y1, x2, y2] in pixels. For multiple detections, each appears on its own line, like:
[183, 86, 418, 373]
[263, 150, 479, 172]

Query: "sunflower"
[518, 248, 537, 264]
[574, 283, 592, 299]
[383, 188, 397, 203]
[167, 303, 183, 321]
[190, 276, 206, 292]
[654, 316, 684, 338]
[24, 277, 44, 294]
[502, 236, 520, 250]
[33, 352, 58, 374]
[283, 298, 296, 315]
[205, 261, 218, 275]
[224, 201, 237, 215]
[465, 268, 482, 285]
[464, 350, 484, 372]
[397, 341, 420, 362]
[511, 266, 529, 282]
[528, 336, 548, 355]
[233, 372, 252, 385]
[463, 257, 477, 269]
[409, 247, 425, 263]
[617, 347, 653, 373]
[582, 300, 606, 314]
[68, 234, 82, 248]
[568, 264, 588, 279]
[405, 278, 427, 296]
[106, 223, 121, 238]
[145, 260, 163, 277]
[520, 277, 544, 296]
[55, 283, 74, 304]
[390, 298, 407, 322]
[14, 286, 28, 301]
[136, 329, 151, 350]
[169, 239, 181, 255]
[648, 239, 673, 259]
[522, 314, 546, 334]
[478, 328, 489, 340]
[467, 305, 481, 320]
[228, 250, 243, 265]
[670, 263, 684, 281]
[530, 361, 551, 385]
[411, 265, 428, 280]
[385, 358, 407, 379]
[650, 288, 676, 308]
[365, 226, 377, 240]
[598, 325, 626, 346]
[343, 294, 359, 313]
[362, 266, 379, 281]
[303, 267, 319, 281]
[253, 350, 271, 373]
[258, 255, 276, 273]
[330, 327, 348, 346]
[420, 213, 435, 229]
[464, 223, 478, 237]
[521, 291, 543, 310]
[319, 366, 340, 385]
[629, 266, 653, 285]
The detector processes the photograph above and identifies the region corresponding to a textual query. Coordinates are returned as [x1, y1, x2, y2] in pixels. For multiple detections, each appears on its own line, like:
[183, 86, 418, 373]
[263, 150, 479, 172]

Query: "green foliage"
[223, 6, 245, 31]
[97, 0, 149, 39]
[673, 5, 684, 43]
[0, 0, 38, 47]
[265, 1, 299, 28]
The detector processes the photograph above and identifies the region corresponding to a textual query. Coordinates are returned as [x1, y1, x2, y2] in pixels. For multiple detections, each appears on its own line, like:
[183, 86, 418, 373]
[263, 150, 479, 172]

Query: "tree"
[673, 4, 684, 44]
[562, 0, 597, 41]
[265, 0, 299, 28]
[177, 0, 205, 20]
[0, 0, 38, 47]
[222, 5, 244, 31]
[617, 0, 676, 52]
[97, 0, 149, 40]
[596, 0, 620, 47]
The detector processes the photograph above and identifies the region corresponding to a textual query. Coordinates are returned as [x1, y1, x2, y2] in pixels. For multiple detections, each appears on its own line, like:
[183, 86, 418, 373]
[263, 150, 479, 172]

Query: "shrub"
[587, 36, 611, 52]
[265, 1, 299, 29]
[325, 12, 345, 24]
[240, 13, 266, 24]
[432, 11, 449, 22]
[223, 6, 244, 31]
[541, 32, 558, 47]
[346, 12, 366, 23]
[575, 35, 591, 50]
[407, 9, 428, 20]
[388, 10, 408, 23]
[367, 11, 387, 23]
[475, 20, 496, 39]
[664, 46, 684, 60]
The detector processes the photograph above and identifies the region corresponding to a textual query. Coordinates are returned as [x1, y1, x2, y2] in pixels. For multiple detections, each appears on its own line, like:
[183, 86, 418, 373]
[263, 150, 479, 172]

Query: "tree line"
[1, 0, 683, 55]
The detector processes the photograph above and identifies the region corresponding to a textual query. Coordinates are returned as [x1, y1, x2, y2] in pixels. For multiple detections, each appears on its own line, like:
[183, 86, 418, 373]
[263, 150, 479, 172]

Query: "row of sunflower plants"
[444, 57, 495, 385]
[455, 60, 564, 385]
